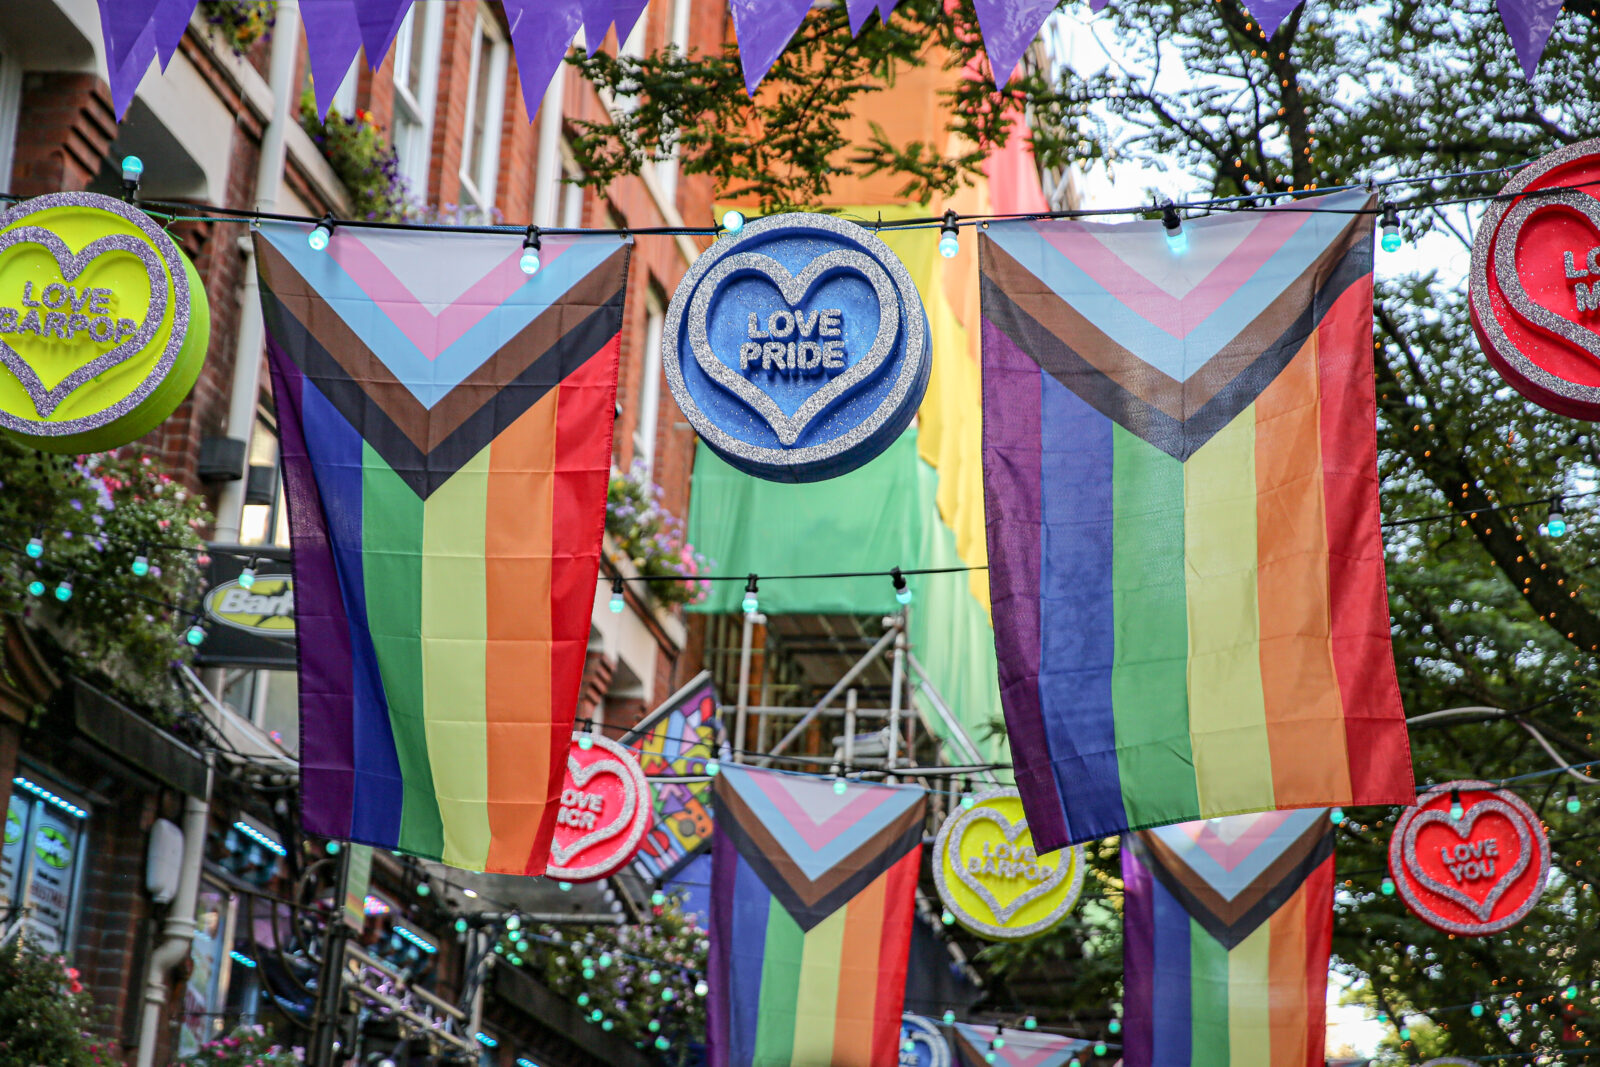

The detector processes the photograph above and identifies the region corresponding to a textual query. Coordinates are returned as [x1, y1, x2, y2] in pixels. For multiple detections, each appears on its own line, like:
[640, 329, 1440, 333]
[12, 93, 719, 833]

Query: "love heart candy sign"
[1470, 138, 1600, 419]
[662, 212, 930, 482]
[0, 191, 208, 452]
[931, 787, 1085, 940]
[544, 734, 653, 883]
[1387, 779, 1550, 936]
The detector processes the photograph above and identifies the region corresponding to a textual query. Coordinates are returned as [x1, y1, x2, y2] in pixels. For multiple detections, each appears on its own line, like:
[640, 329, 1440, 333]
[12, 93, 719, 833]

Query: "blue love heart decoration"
[663, 212, 930, 482]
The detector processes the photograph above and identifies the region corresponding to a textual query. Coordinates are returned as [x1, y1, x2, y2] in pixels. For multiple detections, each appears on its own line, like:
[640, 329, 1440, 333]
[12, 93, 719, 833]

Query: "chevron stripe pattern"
[950, 1022, 1090, 1067]
[256, 221, 629, 873]
[1122, 812, 1335, 1067]
[708, 765, 925, 1066]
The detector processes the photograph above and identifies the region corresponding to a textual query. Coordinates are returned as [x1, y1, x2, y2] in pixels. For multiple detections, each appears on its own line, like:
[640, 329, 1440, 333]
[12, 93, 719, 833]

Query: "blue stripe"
[301, 380, 404, 846]
[258, 223, 621, 408]
[728, 847, 771, 1067]
[1151, 874, 1193, 1066]
[1036, 370, 1123, 840]
[984, 190, 1366, 382]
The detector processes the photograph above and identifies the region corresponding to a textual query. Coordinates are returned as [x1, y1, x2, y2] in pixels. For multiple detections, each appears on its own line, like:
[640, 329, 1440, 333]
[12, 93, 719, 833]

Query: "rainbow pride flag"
[1121, 811, 1334, 1067]
[978, 191, 1413, 850]
[255, 222, 629, 873]
[708, 765, 924, 1067]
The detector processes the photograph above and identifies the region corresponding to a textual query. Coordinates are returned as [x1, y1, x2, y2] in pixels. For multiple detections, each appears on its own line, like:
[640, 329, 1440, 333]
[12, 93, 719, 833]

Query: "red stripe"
[871, 846, 922, 1066]
[1315, 280, 1413, 803]
[538, 333, 622, 867]
[1300, 853, 1336, 1067]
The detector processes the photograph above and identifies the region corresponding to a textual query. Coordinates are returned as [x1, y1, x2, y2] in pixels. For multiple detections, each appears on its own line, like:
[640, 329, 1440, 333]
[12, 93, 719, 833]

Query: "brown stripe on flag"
[1137, 817, 1329, 929]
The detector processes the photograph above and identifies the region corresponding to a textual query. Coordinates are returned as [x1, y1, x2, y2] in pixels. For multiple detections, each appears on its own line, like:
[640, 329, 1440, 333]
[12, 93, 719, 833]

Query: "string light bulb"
[654, 1037, 669, 1051]
[1108, 1018, 1122, 1035]
[833, 776, 848, 795]
[1330, 807, 1344, 825]
[943, 1010, 956, 1025]
[131, 551, 149, 576]
[695, 980, 709, 997]
[506, 913, 522, 931]
[1380, 202, 1402, 252]
[1162, 202, 1187, 255]
[891, 566, 912, 606]
[609, 576, 625, 613]
[121, 155, 144, 200]
[940, 909, 955, 925]
[1023, 1015, 1037, 1031]
[991, 1034, 1006, 1051]
[25, 534, 42, 559]
[520, 226, 542, 275]
[1546, 502, 1567, 538]
[1471, 1000, 1484, 1018]
[722, 209, 745, 234]
[1094, 1042, 1108, 1056]
[939, 210, 960, 259]
[1567, 788, 1582, 814]
[54, 577, 73, 602]
[742, 574, 759, 615]
[185, 619, 207, 646]
[961, 794, 976, 810]
[651, 890, 667, 906]
[308, 213, 336, 252]
[705, 758, 720, 776]
[239, 557, 257, 589]
[1450, 787, 1463, 821]
[578, 733, 594, 750]
[1381, 875, 1396, 895]
[26, 580, 44, 597]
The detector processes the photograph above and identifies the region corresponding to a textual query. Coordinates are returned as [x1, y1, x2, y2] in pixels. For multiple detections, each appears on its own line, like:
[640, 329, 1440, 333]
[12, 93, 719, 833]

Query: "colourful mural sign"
[0, 191, 208, 452]
[625, 673, 725, 882]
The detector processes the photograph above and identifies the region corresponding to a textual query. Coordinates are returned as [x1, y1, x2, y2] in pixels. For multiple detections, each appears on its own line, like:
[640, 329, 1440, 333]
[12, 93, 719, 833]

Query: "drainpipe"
[135, 786, 211, 1067]
[531, 64, 568, 227]
[213, 0, 301, 541]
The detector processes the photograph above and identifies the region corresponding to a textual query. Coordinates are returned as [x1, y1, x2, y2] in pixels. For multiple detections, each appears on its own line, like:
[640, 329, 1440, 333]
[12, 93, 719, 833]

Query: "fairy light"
[1380, 202, 1402, 252]
[1450, 787, 1463, 821]
[609, 576, 625, 613]
[1381, 876, 1396, 895]
[1546, 501, 1567, 538]
[25, 534, 42, 559]
[891, 565, 912, 606]
[239, 557, 257, 589]
[185, 618, 208, 646]
[25, 580, 43, 597]
[232, 819, 286, 856]
[1567, 788, 1581, 814]
[131, 551, 149, 576]
[722, 209, 745, 234]
[13, 777, 87, 819]
[1162, 202, 1187, 255]
[1330, 807, 1344, 825]
[939, 210, 960, 259]
[54, 577, 73, 602]
[308, 213, 335, 252]
[742, 574, 759, 615]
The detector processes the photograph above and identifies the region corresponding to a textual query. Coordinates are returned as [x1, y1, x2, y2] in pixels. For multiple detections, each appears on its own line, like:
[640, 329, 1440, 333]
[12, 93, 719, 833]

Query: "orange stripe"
[1267, 876, 1310, 1067]
[833, 869, 888, 1066]
[1254, 337, 1353, 806]
[483, 389, 559, 874]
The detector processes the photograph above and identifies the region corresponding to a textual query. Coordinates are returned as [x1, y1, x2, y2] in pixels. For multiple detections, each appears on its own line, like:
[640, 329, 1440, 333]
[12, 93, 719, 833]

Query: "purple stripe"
[1120, 846, 1155, 1067]
[980, 314, 1066, 848]
[708, 829, 739, 1067]
[265, 338, 354, 840]
[298, 379, 405, 846]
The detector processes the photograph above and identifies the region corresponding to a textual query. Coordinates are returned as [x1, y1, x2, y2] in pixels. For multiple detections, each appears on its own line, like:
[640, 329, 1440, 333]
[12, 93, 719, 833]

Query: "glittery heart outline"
[948, 804, 1071, 924]
[1492, 189, 1600, 370]
[1401, 798, 1532, 922]
[686, 249, 898, 447]
[0, 226, 167, 418]
[547, 753, 639, 869]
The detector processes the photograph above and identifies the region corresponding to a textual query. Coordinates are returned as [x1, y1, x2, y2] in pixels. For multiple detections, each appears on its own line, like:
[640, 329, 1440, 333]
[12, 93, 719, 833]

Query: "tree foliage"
[572, 0, 1600, 1060]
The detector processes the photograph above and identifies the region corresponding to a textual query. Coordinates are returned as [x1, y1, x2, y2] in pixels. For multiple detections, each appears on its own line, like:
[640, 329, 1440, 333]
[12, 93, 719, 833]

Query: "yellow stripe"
[420, 446, 493, 869]
[1184, 407, 1273, 814]
[789, 906, 848, 1065]
[1228, 919, 1274, 1066]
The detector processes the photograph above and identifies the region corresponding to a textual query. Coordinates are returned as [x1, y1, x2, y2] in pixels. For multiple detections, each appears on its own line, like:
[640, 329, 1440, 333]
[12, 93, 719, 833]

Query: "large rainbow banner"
[255, 222, 629, 873]
[1121, 811, 1334, 1067]
[708, 765, 924, 1067]
[978, 192, 1413, 849]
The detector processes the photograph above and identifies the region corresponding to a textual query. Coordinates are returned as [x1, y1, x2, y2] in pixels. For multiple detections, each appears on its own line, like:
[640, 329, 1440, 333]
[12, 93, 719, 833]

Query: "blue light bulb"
[520, 249, 541, 275]
[26, 580, 44, 597]
[609, 589, 625, 613]
[1166, 228, 1189, 255]
[939, 231, 960, 259]
[722, 210, 745, 233]
[122, 156, 144, 182]
[131, 554, 149, 576]
[1381, 876, 1395, 896]
[1330, 807, 1344, 825]
[742, 591, 758, 614]
[186, 624, 206, 646]
[1547, 512, 1567, 538]
[25, 536, 42, 559]
[1381, 225, 1402, 253]
[54, 579, 72, 602]
[239, 567, 256, 589]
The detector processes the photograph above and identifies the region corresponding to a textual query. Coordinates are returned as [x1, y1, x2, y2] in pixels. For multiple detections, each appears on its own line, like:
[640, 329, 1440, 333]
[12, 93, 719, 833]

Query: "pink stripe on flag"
[1185, 810, 1294, 871]
[1036, 207, 1310, 339]
[325, 237, 573, 360]
[747, 772, 897, 852]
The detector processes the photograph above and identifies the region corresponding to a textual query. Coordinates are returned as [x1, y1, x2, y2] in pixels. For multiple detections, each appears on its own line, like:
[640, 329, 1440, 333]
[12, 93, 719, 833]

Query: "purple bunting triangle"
[971, 0, 1056, 87]
[97, 0, 163, 117]
[847, 0, 878, 35]
[612, 0, 650, 47]
[152, 0, 194, 70]
[729, 0, 813, 96]
[1497, 0, 1566, 79]
[1242, 0, 1306, 38]
[581, 0, 615, 56]
[303, 0, 364, 119]
[352, 0, 410, 68]
[505, 0, 583, 121]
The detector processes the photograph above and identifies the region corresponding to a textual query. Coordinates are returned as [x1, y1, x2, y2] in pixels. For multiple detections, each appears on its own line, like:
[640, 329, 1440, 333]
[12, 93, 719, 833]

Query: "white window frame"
[654, 0, 691, 201]
[0, 46, 23, 194]
[634, 291, 665, 472]
[558, 139, 585, 230]
[391, 4, 444, 194]
[458, 13, 509, 219]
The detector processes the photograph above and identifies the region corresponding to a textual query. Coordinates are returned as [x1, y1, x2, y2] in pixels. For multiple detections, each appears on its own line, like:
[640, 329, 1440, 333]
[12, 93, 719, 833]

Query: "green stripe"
[754, 897, 804, 1065]
[1190, 918, 1231, 1067]
[420, 450, 492, 870]
[361, 445, 443, 858]
[1110, 424, 1198, 828]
